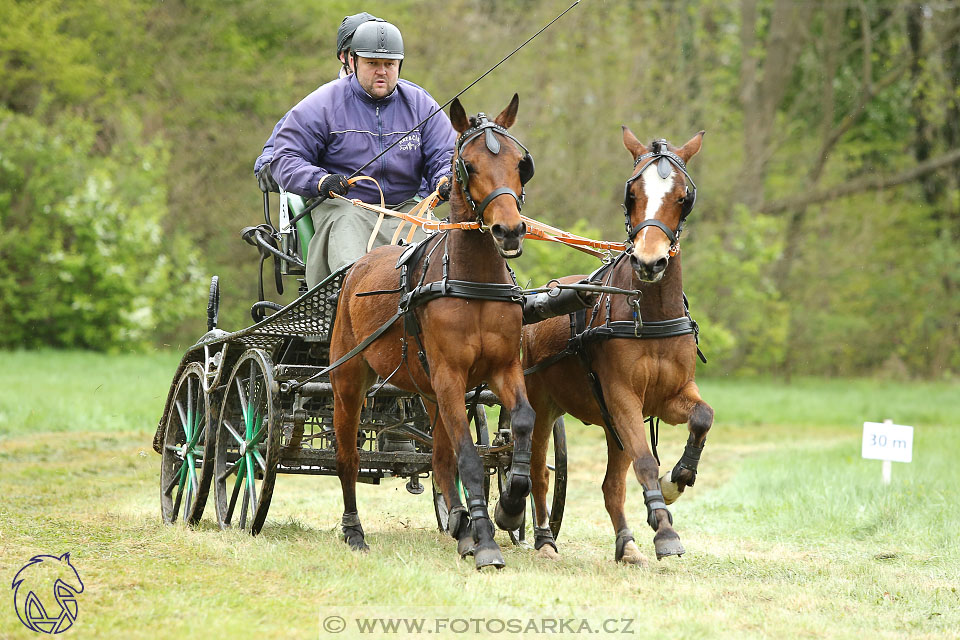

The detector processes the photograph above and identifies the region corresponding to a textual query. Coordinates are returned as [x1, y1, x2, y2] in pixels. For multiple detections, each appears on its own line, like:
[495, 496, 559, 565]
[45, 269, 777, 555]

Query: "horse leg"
[527, 392, 560, 559]
[605, 383, 684, 560]
[658, 381, 714, 504]
[433, 372, 504, 570]
[489, 368, 536, 531]
[331, 360, 375, 552]
[602, 433, 647, 566]
[428, 400, 475, 558]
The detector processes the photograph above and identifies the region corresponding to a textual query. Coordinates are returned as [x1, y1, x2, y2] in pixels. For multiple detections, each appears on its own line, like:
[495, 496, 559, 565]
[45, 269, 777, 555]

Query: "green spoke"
[222, 420, 244, 446]
[249, 415, 266, 446]
[186, 376, 195, 441]
[175, 399, 187, 434]
[218, 457, 243, 483]
[225, 461, 246, 523]
[253, 448, 267, 472]
[164, 459, 186, 496]
[245, 452, 257, 518]
[235, 375, 249, 429]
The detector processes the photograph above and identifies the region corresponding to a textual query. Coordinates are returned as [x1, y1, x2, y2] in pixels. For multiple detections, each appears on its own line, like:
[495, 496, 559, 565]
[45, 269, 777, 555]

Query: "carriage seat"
[279, 190, 315, 262]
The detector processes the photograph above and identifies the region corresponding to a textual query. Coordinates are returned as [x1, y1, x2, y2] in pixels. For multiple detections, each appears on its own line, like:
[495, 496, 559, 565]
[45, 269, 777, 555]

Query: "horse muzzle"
[628, 251, 668, 283]
[491, 221, 526, 259]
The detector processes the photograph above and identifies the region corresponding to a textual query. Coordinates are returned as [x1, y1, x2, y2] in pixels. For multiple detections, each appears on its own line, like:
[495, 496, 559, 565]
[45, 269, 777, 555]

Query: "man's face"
[355, 57, 399, 99]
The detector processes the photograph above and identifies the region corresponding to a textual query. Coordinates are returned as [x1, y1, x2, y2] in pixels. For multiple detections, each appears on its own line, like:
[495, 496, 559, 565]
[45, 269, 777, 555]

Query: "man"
[271, 19, 456, 288]
[254, 12, 379, 191]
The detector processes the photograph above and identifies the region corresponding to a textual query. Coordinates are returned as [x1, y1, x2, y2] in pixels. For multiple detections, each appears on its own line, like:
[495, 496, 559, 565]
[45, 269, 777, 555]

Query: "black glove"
[257, 162, 279, 193]
[436, 175, 452, 201]
[319, 173, 350, 199]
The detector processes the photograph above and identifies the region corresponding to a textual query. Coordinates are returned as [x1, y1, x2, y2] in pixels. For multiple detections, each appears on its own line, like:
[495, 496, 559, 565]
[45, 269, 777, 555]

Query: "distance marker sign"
[862, 421, 913, 463]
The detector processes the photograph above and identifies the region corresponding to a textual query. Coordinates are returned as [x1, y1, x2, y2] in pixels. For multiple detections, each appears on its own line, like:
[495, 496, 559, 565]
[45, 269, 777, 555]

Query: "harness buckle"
[629, 294, 643, 336]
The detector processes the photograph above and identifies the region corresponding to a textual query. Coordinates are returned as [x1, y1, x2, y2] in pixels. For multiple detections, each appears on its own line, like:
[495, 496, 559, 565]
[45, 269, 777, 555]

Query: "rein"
[331, 190, 626, 257]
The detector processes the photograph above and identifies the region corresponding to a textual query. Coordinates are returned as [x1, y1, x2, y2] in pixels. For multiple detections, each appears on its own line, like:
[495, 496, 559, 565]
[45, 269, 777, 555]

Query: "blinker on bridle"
[622, 139, 698, 254]
[455, 113, 535, 229]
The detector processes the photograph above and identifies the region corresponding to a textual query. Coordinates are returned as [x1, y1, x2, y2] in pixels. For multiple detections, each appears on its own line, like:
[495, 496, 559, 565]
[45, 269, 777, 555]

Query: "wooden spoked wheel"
[213, 349, 280, 535]
[160, 363, 215, 525]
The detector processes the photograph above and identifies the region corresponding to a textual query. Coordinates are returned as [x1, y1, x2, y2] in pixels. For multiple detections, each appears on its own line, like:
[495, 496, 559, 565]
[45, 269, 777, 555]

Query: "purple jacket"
[271, 75, 455, 204]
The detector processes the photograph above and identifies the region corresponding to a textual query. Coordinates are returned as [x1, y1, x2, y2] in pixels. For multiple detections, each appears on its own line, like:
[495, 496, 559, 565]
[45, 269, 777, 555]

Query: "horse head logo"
[11, 553, 84, 634]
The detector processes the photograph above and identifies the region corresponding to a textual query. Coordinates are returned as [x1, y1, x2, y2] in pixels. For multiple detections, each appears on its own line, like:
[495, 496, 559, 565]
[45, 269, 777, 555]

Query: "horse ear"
[621, 125, 647, 161]
[450, 98, 469, 134]
[494, 93, 519, 129]
[60, 552, 71, 562]
[676, 130, 705, 163]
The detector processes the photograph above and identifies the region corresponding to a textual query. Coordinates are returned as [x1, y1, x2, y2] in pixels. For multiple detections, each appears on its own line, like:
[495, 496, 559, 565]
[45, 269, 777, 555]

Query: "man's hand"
[257, 163, 279, 193]
[436, 175, 452, 201]
[319, 174, 350, 199]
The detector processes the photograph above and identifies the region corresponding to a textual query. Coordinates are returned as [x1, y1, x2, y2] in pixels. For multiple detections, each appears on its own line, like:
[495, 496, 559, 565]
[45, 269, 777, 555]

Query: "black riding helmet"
[336, 12, 379, 59]
[350, 20, 404, 71]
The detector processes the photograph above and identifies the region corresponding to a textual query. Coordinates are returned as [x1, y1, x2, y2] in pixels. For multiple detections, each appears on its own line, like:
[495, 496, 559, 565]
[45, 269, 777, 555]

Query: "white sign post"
[862, 419, 914, 484]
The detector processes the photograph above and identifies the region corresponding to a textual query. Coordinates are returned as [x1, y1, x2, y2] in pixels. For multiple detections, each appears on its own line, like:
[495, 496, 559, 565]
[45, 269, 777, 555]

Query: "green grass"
[1, 351, 958, 639]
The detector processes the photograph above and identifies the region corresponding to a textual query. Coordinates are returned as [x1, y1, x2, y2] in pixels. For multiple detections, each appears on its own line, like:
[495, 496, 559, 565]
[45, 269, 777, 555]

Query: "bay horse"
[328, 95, 536, 570]
[521, 128, 713, 563]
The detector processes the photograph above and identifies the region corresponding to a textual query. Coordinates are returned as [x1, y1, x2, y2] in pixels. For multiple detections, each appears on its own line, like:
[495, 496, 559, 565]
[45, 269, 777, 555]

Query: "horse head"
[449, 94, 532, 258]
[621, 127, 704, 282]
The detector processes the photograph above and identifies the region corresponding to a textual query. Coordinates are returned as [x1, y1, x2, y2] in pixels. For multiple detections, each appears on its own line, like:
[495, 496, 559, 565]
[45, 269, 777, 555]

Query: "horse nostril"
[490, 224, 506, 240]
[652, 257, 668, 274]
[517, 221, 526, 237]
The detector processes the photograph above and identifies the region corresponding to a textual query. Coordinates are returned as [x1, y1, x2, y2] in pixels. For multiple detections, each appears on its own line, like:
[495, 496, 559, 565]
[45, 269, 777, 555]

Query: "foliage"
[0, 0, 957, 377]
[0, 108, 203, 349]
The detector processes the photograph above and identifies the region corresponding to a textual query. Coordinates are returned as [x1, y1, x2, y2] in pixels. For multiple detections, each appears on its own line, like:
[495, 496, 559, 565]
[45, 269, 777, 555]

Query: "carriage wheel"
[432, 404, 491, 533]
[160, 363, 215, 525]
[498, 417, 567, 546]
[213, 349, 280, 535]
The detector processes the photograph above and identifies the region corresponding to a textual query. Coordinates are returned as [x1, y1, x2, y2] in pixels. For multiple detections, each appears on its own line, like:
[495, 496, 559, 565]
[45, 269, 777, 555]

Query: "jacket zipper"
[376, 105, 384, 187]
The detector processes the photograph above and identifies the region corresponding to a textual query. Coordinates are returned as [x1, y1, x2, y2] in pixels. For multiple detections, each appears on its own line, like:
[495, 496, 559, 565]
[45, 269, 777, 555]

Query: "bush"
[0, 108, 204, 350]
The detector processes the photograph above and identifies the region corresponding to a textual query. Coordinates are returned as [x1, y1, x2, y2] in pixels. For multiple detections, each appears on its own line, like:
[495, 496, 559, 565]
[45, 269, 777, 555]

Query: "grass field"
[1, 350, 958, 639]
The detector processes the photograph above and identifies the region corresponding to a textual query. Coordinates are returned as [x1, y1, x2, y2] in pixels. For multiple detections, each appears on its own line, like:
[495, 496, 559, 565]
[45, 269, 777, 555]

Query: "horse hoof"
[474, 545, 506, 571]
[616, 540, 648, 567]
[457, 535, 476, 558]
[659, 470, 683, 505]
[653, 530, 685, 560]
[494, 499, 524, 531]
[536, 545, 560, 561]
[345, 536, 370, 553]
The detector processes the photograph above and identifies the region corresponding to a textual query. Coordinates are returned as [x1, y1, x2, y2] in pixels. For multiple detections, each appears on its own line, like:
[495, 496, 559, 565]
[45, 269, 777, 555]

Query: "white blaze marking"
[639, 164, 674, 243]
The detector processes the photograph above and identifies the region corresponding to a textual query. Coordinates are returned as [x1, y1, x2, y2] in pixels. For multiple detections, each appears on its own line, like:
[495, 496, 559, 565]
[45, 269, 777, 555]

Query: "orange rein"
[331, 176, 627, 258]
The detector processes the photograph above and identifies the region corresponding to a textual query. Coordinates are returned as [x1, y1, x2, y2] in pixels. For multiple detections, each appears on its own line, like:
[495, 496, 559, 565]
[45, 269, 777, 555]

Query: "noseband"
[622, 139, 698, 251]
[455, 113, 535, 229]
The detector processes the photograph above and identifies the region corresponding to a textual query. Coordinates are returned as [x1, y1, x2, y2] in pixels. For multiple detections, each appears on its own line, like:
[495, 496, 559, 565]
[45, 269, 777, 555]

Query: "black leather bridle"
[622, 139, 698, 251]
[454, 113, 535, 229]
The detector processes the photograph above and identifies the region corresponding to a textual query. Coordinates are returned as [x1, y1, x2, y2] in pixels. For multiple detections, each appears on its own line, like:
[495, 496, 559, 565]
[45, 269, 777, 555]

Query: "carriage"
[153, 179, 568, 546]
